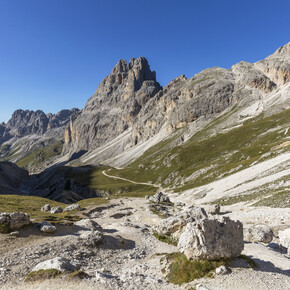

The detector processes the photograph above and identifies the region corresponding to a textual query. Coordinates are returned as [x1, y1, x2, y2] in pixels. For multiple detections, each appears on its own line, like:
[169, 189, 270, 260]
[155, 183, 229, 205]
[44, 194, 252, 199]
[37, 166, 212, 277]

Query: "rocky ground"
[0, 196, 289, 290]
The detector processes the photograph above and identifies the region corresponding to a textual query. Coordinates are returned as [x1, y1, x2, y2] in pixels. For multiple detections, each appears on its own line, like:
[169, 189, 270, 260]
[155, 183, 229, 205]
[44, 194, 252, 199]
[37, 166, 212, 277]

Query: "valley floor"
[0, 197, 290, 289]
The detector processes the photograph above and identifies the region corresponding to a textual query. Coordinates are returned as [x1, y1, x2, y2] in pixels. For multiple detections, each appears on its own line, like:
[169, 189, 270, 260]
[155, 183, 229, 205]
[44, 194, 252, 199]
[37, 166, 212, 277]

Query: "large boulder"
[154, 206, 208, 240]
[278, 228, 290, 254]
[32, 257, 76, 272]
[244, 225, 274, 244]
[177, 216, 243, 260]
[0, 212, 30, 232]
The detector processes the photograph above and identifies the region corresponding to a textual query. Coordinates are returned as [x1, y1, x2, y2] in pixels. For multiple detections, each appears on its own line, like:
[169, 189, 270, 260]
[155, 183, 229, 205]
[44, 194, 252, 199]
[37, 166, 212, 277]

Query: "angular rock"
[32, 257, 76, 272]
[154, 206, 208, 240]
[75, 219, 102, 231]
[149, 191, 171, 203]
[40, 221, 57, 233]
[177, 216, 243, 260]
[10, 231, 20, 237]
[244, 225, 274, 244]
[50, 206, 63, 214]
[41, 204, 51, 212]
[64, 203, 81, 212]
[79, 230, 103, 247]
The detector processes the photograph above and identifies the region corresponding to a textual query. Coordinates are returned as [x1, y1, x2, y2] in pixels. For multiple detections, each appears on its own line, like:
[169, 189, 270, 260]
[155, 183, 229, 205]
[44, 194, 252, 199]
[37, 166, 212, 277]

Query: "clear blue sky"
[0, 0, 289, 123]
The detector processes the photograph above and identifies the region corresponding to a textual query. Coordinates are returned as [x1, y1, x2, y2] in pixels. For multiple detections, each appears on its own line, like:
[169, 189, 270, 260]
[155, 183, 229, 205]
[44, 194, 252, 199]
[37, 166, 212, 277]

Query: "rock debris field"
[0, 196, 290, 290]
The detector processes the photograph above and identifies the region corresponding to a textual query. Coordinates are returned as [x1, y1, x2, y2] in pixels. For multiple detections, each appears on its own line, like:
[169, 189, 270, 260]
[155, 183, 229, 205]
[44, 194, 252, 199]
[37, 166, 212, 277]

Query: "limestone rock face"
[32, 257, 76, 272]
[255, 42, 290, 86]
[244, 225, 274, 244]
[177, 216, 243, 260]
[149, 191, 171, 203]
[63, 57, 162, 155]
[62, 43, 290, 165]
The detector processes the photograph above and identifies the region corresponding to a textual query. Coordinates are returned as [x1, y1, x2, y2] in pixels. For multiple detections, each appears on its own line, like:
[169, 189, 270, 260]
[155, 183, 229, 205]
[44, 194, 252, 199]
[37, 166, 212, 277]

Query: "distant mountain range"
[0, 42, 289, 203]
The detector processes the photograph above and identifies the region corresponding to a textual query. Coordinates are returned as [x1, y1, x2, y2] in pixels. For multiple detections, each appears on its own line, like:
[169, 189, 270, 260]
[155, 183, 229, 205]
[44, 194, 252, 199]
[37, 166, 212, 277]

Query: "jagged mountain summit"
[62, 42, 290, 168]
[63, 57, 162, 155]
[0, 108, 79, 172]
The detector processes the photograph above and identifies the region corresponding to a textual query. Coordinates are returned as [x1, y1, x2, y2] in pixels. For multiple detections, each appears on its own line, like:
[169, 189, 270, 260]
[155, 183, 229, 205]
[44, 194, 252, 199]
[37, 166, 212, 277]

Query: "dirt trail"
[102, 169, 161, 189]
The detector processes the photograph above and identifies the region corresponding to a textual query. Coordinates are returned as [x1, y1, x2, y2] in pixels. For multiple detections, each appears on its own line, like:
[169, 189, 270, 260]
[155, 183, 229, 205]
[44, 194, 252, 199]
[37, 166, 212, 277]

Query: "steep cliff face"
[63, 57, 162, 154]
[62, 43, 290, 164]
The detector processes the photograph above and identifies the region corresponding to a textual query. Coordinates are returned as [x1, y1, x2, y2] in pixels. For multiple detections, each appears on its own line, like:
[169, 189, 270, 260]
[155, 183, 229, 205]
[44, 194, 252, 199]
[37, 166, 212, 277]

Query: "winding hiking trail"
[102, 169, 162, 189]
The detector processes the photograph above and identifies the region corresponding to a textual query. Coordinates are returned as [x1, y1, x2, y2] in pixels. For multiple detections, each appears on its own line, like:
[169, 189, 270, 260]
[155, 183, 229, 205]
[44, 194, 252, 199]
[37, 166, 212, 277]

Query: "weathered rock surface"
[40, 221, 57, 233]
[32, 257, 76, 272]
[154, 206, 208, 240]
[0, 212, 31, 231]
[244, 225, 274, 244]
[63, 57, 162, 155]
[177, 216, 243, 260]
[149, 191, 171, 203]
[64, 203, 81, 211]
[78, 230, 104, 247]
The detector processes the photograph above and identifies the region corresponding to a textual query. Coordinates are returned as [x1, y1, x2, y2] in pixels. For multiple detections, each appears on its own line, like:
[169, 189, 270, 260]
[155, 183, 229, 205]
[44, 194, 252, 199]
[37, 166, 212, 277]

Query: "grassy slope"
[66, 166, 156, 197]
[0, 194, 107, 223]
[110, 109, 290, 195]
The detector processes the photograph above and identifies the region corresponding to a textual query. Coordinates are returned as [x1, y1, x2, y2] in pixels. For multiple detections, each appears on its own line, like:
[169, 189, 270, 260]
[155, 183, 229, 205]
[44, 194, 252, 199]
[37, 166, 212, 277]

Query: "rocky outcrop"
[63, 57, 162, 155]
[255, 42, 290, 86]
[62, 43, 290, 164]
[149, 191, 171, 203]
[178, 216, 243, 260]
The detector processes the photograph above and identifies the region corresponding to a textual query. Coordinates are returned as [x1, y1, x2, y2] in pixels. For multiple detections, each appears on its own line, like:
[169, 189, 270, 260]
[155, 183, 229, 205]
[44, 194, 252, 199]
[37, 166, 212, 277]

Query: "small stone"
[41, 204, 51, 212]
[216, 265, 230, 275]
[10, 231, 20, 237]
[40, 221, 56, 233]
[64, 203, 81, 212]
[32, 257, 76, 272]
[50, 206, 63, 214]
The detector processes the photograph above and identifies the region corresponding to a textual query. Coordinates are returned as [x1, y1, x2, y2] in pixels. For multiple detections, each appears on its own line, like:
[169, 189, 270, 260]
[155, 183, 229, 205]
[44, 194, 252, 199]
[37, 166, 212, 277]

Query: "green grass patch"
[24, 269, 62, 282]
[69, 270, 89, 279]
[108, 108, 290, 193]
[67, 166, 156, 197]
[153, 232, 178, 246]
[0, 195, 104, 223]
[164, 253, 228, 285]
[16, 140, 64, 170]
